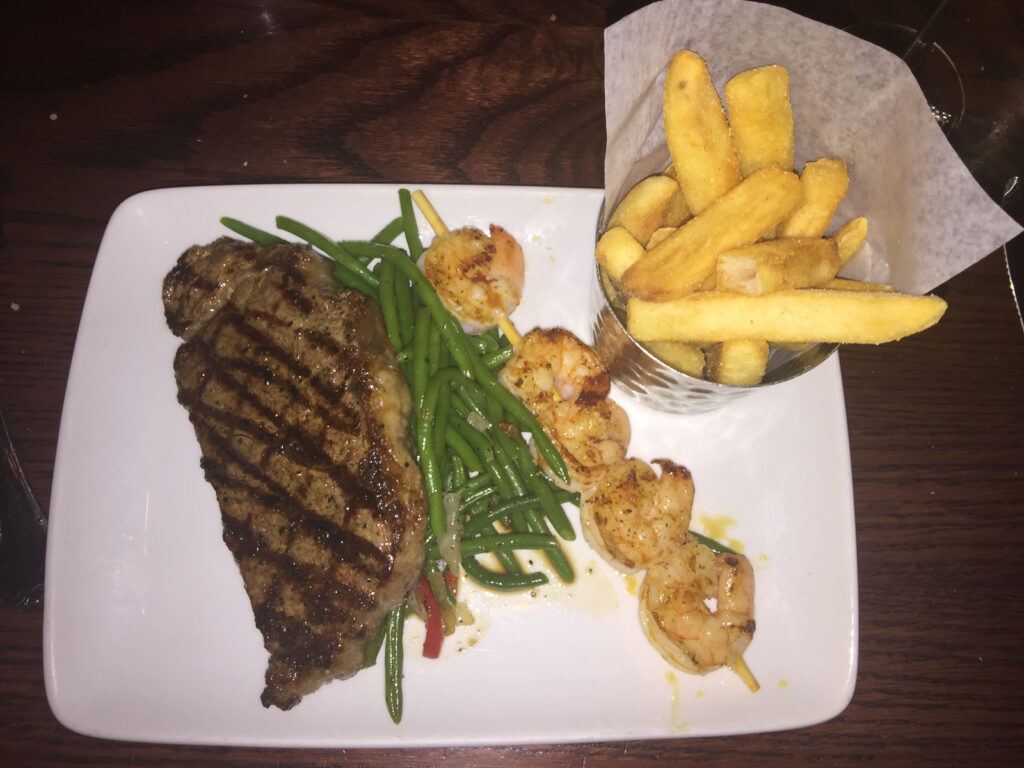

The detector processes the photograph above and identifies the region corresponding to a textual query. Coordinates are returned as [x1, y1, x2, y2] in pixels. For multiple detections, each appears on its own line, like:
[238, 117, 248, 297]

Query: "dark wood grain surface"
[2, 0, 1022, 764]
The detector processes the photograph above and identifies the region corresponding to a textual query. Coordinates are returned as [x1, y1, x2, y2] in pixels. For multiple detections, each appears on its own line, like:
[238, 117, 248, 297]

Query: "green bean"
[444, 426, 484, 474]
[487, 541, 524, 575]
[362, 618, 387, 668]
[481, 345, 515, 370]
[336, 240, 385, 264]
[373, 244, 477, 377]
[692, 531, 737, 556]
[463, 556, 547, 591]
[328, 262, 375, 297]
[428, 317, 443, 377]
[462, 495, 542, 537]
[398, 188, 423, 261]
[447, 416, 512, 497]
[488, 426, 529, 497]
[433, 381, 451, 470]
[454, 472, 496, 497]
[458, 481, 497, 510]
[427, 532, 555, 562]
[383, 604, 406, 724]
[552, 487, 581, 506]
[452, 381, 490, 420]
[460, 531, 562, 557]
[471, 521, 524, 575]
[372, 216, 405, 244]
[523, 509, 574, 582]
[460, 494, 496, 524]
[464, 351, 570, 484]
[377, 261, 404, 351]
[220, 216, 287, 245]
[275, 216, 380, 297]
[411, 306, 432, 405]
[419, 368, 472, 537]
[511, 432, 576, 542]
[443, 452, 463, 494]
[394, 271, 416, 349]
[464, 333, 500, 355]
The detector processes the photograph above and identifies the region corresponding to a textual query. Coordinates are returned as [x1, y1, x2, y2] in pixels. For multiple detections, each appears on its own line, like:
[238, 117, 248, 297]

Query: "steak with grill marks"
[162, 237, 426, 710]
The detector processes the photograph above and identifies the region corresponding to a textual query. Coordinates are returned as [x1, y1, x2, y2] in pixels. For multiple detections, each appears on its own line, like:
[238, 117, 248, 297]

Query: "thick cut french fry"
[715, 237, 839, 295]
[725, 65, 795, 177]
[646, 226, 677, 249]
[596, 226, 645, 282]
[824, 277, 895, 292]
[658, 176, 692, 228]
[705, 339, 770, 385]
[620, 166, 802, 301]
[831, 216, 868, 266]
[780, 158, 849, 238]
[608, 175, 679, 245]
[642, 340, 706, 377]
[663, 51, 742, 214]
[627, 289, 947, 344]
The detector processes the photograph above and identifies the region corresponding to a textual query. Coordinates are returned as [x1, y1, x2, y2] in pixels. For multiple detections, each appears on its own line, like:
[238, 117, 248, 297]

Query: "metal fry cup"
[589, 260, 838, 415]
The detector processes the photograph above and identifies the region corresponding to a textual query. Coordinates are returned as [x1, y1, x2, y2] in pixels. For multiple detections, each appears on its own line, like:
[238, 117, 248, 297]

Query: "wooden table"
[2, 1, 1022, 764]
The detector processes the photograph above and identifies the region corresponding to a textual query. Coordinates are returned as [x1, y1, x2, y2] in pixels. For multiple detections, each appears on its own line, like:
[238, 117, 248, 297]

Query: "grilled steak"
[162, 237, 426, 710]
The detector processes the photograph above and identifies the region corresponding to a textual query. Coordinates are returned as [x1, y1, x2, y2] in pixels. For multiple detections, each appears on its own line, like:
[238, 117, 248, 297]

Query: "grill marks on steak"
[163, 238, 426, 710]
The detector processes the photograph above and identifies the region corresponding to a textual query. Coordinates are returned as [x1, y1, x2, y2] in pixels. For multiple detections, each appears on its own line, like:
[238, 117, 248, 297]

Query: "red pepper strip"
[418, 575, 443, 659]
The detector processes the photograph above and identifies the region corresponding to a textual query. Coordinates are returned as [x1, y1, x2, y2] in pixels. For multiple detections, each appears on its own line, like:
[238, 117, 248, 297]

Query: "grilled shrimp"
[639, 536, 756, 680]
[534, 397, 631, 492]
[499, 327, 610, 412]
[421, 224, 525, 333]
[579, 458, 694, 572]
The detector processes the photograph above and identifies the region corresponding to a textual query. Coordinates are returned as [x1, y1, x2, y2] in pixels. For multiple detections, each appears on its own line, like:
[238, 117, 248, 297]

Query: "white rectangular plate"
[43, 184, 857, 746]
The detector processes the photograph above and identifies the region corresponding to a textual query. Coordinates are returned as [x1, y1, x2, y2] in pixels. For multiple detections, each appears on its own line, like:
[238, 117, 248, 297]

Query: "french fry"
[620, 166, 802, 301]
[646, 226, 677, 249]
[658, 179, 692, 228]
[642, 340, 706, 377]
[831, 216, 868, 266]
[663, 50, 742, 214]
[608, 175, 680, 245]
[627, 289, 947, 344]
[780, 158, 850, 238]
[596, 226, 644, 282]
[715, 238, 839, 295]
[705, 340, 770, 385]
[725, 65, 795, 177]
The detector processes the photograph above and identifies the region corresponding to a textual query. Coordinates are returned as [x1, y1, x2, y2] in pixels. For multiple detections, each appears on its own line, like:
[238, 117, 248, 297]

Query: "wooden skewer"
[731, 654, 760, 693]
[413, 189, 523, 346]
[412, 189, 449, 236]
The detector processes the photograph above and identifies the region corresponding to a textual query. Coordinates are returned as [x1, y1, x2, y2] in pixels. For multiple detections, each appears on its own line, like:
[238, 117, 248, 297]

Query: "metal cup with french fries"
[592, 49, 946, 412]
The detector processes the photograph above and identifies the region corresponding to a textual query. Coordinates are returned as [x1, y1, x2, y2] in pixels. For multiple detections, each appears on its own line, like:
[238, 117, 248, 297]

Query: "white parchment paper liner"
[603, 0, 1021, 294]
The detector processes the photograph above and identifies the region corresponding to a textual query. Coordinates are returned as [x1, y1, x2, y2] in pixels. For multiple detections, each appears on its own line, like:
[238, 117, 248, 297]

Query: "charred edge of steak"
[163, 238, 426, 710]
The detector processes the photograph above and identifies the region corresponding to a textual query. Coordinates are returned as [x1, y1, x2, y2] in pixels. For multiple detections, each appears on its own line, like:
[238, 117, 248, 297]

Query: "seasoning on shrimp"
[498, 327, 610, 412]
[639, 536, 757, 687]
[579, 458, 694, 572]
[534, 398, 631, 491]
[421, 225, 525, 334]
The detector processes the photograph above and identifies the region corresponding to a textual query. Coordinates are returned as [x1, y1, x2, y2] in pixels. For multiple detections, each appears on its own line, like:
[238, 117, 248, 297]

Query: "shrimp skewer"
[413, 191, 758, 691]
